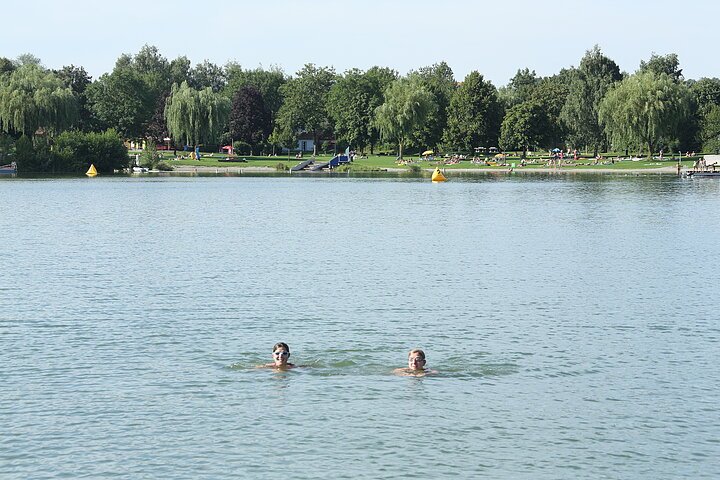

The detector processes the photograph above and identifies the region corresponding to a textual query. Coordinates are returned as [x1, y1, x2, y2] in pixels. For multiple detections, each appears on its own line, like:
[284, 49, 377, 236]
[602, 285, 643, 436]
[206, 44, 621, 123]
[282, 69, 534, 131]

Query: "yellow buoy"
[86, 164, 98, 177]
[431, 167, 447, 182]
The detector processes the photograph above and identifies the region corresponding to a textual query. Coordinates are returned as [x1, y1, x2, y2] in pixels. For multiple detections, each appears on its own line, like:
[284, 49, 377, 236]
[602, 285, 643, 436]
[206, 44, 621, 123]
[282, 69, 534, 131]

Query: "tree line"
[2, 45, 720, 172]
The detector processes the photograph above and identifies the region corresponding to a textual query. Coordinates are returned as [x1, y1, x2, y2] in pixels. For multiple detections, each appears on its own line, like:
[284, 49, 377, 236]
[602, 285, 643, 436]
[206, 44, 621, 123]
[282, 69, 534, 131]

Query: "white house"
[281, 134, 335, 153]
[297, 136, 315, 152]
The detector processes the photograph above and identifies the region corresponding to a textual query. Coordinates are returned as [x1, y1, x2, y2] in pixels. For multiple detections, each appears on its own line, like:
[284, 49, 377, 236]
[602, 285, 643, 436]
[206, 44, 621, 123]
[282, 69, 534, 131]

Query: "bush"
[14, 135, 39, 171]
[233, 140, 252, 155]
[336, 164, 384, 173]
[0, 133, 12, 163]
[51, 129, 129, 173]
[140, 142, 162, 169]
[275, 162, 288, 171]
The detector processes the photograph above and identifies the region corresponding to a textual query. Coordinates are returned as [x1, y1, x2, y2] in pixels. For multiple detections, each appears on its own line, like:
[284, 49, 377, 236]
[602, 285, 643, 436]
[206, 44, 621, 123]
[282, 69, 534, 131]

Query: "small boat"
[431, 168, 447, 182]
[86, 164, 98, 177]
[0, 162, 17, 174]
[132, 166, 149, 173]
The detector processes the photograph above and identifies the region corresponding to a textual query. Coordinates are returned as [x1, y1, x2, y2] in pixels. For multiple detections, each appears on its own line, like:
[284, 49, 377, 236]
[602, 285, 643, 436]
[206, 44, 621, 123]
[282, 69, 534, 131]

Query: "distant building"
[282, 133, 335, 153]
[297, 135, 315, 153]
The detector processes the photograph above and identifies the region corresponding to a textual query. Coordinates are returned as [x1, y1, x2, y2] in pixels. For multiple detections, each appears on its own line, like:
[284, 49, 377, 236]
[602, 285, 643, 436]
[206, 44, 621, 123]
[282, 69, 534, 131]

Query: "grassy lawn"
[137, 150, 697, 171]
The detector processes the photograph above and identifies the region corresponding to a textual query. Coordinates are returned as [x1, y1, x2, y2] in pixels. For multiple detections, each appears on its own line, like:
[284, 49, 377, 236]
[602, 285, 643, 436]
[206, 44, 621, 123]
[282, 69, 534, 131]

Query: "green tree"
[0, 57, 16, 76]
[499, 99, 552, 158]
[267, 123, 295, 154]
[498, 68, 540, 108]
[363, 67, 398, 153]
[0, 132, 12, 162]
[374, 76, 436, 159]
[55, 65, 92, 131]
[327, 69, 368, 150]
[691, 77, 720, 114]
[13, 134, 42, 171]
[132, 45, 171, 95]
[529, 78, 570, 148]
[139, 140, 162, 169]
[169, 56, 192, 86]
[224, 64, 287, 129]
[599, 71, 691, 156]
[190, 60, 226, 92]
[86, 67, 154, 138]
[639, 53, 683, 81]
[699, 104, 720, 153]
[443, 71, 503, 152]
[164, 81, 230, 147]
[561, 45, 622, 155]
[274, 64, 336, 155]
[86, 46, 173, 139]
[229, 86, 271, 155]
[16, 54, 42, 67]
[691, 78, 720, 151]
[327, 68, 395, 152]
[0, 63, 77, 136]
[145, 91, 171, 143]
[410, 62, 456, 149]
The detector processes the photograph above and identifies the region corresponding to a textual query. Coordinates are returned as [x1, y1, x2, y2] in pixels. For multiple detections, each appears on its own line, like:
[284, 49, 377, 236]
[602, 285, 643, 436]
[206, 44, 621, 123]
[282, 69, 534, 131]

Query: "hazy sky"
[4, 0, 719, 86]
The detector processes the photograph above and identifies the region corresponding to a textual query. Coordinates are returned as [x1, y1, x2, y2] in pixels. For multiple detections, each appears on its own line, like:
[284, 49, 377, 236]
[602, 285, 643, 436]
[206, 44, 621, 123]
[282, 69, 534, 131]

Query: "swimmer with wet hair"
[258, 342, 296, 369]
[394, 348, 436, 376]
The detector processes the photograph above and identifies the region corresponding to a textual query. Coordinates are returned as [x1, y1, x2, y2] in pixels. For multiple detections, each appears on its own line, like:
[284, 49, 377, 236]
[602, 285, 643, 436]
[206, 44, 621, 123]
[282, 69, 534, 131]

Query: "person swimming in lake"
[258, 342, 296, 369]
[393, 348, 436, 376]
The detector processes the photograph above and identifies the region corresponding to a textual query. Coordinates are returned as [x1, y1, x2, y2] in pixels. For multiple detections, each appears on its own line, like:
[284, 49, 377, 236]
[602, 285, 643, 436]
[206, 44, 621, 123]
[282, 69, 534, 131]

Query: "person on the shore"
[394, 349, 436, 376]
[258, 342, 296, 369]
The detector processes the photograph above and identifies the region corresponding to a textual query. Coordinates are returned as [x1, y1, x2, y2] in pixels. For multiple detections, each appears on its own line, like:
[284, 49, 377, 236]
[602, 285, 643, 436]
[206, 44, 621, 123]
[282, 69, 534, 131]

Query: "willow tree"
[164, 81, 230, 147]
[599, 71, 691, 157]
[374, 76, 436, 159]
[0, 63, 77, 137]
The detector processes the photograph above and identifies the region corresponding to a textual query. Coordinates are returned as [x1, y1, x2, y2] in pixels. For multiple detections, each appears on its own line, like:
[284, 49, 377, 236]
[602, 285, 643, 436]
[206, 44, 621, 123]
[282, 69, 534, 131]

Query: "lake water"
[1, 172, 719, 479]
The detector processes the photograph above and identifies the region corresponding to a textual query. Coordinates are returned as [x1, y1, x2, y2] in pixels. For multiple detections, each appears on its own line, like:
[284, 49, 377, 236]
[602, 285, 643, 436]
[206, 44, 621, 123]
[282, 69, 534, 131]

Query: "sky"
[4, 0, 719, 86]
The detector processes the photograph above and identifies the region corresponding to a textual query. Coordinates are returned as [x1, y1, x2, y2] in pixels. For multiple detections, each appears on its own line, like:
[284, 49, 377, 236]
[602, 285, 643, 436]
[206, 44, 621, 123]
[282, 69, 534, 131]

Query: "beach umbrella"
[422, 150, 434, 156]
[552, 148, 561, 152]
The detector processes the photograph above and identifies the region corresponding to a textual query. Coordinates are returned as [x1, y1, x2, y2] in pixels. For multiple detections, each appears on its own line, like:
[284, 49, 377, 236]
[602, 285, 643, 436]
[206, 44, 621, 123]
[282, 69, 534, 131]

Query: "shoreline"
[169, 165, 682, 175]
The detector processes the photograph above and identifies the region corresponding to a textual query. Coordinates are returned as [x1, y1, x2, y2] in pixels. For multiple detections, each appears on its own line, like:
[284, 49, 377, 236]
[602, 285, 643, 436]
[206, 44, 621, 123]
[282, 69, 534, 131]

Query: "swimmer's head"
[407, 349, 426, 371]
[272, 342, 290, 366]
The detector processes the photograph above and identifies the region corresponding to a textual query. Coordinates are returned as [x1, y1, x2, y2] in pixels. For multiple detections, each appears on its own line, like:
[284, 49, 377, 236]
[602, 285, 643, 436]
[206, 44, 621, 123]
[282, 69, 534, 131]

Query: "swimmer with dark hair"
[393, 348, 437, 376]
[258, 342, 296, 369]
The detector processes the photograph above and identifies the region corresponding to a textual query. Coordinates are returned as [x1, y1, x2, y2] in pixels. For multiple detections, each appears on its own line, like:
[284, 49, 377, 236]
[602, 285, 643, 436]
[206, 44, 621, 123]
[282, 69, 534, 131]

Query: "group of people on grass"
[258, 342, 436, 376]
